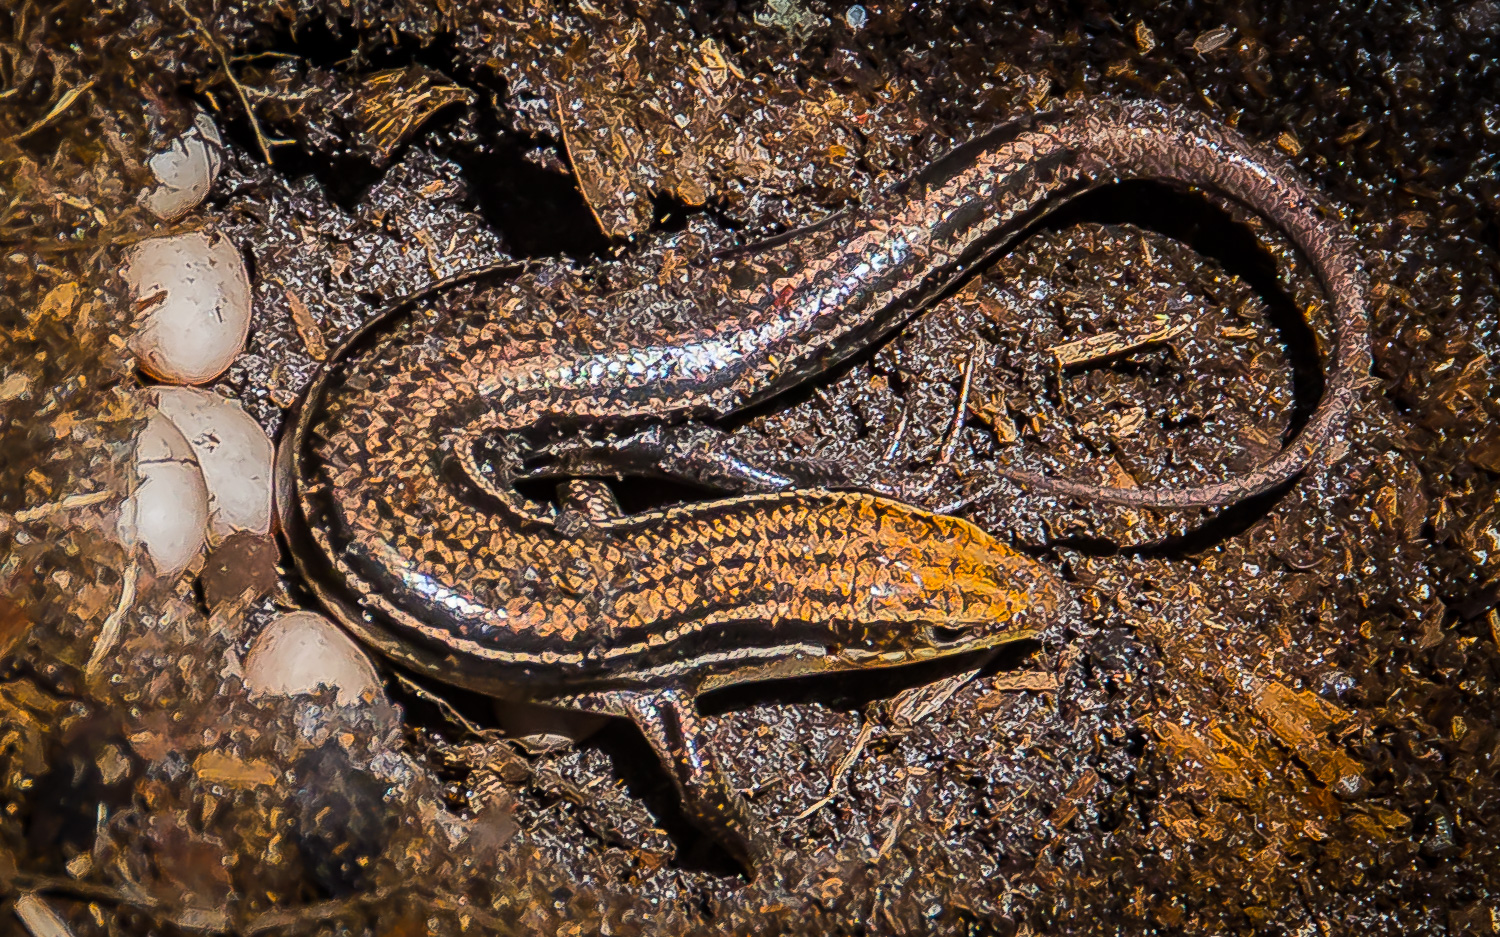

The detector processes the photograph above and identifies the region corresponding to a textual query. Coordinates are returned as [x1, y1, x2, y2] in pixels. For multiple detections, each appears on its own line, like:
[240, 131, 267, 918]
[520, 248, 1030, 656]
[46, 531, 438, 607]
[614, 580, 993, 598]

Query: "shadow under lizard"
[277, 99, 1371, 874]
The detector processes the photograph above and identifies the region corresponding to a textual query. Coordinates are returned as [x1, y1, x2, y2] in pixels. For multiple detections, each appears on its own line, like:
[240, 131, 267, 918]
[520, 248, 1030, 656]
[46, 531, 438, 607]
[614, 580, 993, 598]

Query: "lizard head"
[832, 496, 1066, 667]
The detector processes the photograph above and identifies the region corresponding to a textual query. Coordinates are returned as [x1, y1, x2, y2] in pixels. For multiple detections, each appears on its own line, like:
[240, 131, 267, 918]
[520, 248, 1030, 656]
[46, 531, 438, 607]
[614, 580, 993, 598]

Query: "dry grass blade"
[8, 80, 95, 141]
[85, 559, 139, 675]
[794, 717, 876, 820]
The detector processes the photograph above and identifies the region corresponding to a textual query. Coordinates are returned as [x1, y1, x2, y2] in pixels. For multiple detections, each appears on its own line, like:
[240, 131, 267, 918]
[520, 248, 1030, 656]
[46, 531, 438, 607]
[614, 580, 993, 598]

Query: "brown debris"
[1148, 718, 1259, 801]
[1047, 768, 1099, 828]
[352, 66, 473, 162]
[975, 671, 1061, 708]
[1046, 320, 1188, 368]
[1465, 432, 1500, 474]
[191, 750, 280, 788]
[1245, 678, 1367, 797]
[199, 530, 281, 611]
[0, 593, 30, 662]
[282, 284, 329, 361]
[556, 84, 656, 238]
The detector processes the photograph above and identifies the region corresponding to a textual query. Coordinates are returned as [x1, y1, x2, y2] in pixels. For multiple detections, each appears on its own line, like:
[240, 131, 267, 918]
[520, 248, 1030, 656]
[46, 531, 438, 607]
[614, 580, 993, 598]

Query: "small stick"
[794, 716, 877, 820]
[886, 666, 983, 727]
[174, 1, 284, 165]
[393, 671, 502, 740]
[881, 404, 909, 462]
[11, 489, 112, 523]
[938, 348, 978, 465]
[8, 80, 96, 142]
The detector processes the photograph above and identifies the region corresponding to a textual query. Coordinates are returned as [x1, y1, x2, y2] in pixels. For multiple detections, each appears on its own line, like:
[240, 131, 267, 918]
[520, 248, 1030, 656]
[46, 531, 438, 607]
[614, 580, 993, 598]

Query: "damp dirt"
[3, 1, 1499, 934]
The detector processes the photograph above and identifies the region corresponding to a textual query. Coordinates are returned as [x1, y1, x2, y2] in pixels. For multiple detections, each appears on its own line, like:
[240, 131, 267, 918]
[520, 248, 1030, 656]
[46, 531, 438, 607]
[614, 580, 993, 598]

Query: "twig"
[11, 489, 112, 523]
[173, 1, 284, 165]
[8, 80, 95, 141]
[886, 666, 983, 727]
[794, 716, 876, 820]
[242, 887, 404, 935]
[881, 404, 909, 462]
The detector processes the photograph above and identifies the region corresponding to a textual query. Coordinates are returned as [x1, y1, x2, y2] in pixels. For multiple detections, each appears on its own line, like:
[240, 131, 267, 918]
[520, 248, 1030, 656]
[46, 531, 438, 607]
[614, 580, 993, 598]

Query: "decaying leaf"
[352, 66, 473, 162]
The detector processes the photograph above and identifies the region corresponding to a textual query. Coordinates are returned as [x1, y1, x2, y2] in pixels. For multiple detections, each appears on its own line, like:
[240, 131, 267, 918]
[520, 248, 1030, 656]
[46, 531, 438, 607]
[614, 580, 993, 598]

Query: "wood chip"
[13, 894, 74, 937]
[1148, 717, 1257, 800]
[1046, 321, 1186, 368]
[192, 750, 280, 788]
[1133, 21, 1156, 53]
[1246, 678, 1367, 795]
[1047, 767, 1099, 827]
[974, 671, 1059, 709]
[284, 286, 328, 361]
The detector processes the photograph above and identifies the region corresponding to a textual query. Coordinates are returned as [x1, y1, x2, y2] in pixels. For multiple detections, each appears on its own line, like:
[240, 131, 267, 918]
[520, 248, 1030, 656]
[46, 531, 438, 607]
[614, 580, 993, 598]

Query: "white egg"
[151, 386, 273, 544]
[142, 112, 224, 221]
[117, 408, 210, 581]
[243, 611, 382, 706]
[125, 230, 252, 384]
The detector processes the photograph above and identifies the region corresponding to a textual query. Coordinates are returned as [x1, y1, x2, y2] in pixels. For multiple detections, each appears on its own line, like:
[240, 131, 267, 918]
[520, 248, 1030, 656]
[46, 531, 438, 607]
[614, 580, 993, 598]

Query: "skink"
[278, 99, 1369, 872]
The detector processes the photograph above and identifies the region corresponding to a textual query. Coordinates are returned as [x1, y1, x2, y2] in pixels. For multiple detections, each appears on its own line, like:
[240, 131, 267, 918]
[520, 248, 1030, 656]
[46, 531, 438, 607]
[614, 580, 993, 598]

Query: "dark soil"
[3, 0, 1499, 934]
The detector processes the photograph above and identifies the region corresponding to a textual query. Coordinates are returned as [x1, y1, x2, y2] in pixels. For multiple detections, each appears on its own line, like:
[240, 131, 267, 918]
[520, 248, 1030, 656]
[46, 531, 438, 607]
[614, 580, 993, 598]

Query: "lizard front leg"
[553, 686, 769, 876]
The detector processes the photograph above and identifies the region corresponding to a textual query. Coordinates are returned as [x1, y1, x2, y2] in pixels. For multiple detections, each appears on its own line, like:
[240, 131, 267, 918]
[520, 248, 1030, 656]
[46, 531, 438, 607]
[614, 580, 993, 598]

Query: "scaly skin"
[279, 98, 1368, 871]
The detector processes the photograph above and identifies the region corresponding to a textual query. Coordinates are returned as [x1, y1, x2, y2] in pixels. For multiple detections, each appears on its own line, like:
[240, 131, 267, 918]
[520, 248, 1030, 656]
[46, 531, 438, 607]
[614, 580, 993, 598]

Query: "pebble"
[125, 230, 252, 384]
[151, 386, 273, 544]
[243, 611, 382, 706]
[117, 408, 210, 581]
[142, 112, 224, 221]
[492, 699, 608, 752]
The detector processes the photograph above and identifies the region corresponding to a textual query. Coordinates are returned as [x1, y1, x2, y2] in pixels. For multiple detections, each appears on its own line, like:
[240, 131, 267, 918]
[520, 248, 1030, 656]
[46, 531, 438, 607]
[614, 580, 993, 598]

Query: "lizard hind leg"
[555, 687, 770, 876]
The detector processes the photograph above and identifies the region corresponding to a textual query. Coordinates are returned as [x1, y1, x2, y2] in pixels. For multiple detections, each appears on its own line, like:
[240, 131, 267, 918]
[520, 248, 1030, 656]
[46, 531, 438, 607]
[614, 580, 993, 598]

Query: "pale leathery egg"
[141, 112, 224, 221]
[125, 230, 252, 384]
[243, 611, 383, 707]
[117, 407, 210, 581]
[151, 386, 273, 544]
